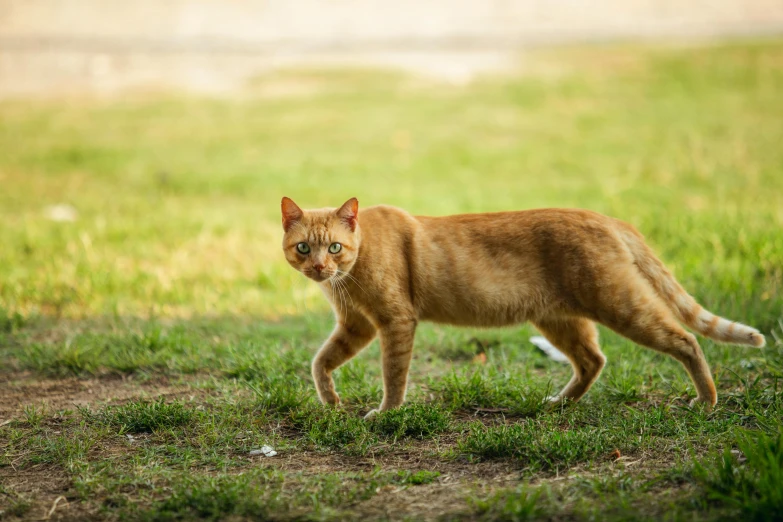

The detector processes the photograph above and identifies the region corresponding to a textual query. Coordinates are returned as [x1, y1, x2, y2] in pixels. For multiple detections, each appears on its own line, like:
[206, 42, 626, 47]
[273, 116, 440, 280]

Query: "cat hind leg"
[532, 317, 606, 404]
[596, 295, 716, 407]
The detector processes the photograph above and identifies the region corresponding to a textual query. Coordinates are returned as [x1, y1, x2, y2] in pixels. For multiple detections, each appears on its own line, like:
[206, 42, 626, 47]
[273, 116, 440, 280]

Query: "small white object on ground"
[530, 336, 570, 363]
[249, 445, 277, 457]
[731, 449, 747, 463]
[44, 204, 78, 222]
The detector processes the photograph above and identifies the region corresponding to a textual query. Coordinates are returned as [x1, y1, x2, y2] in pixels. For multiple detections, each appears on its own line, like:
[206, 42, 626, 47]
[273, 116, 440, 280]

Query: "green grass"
[693, 429, 783, 521]
[89, 398, 197, 434]
[1, 40, 783, 520]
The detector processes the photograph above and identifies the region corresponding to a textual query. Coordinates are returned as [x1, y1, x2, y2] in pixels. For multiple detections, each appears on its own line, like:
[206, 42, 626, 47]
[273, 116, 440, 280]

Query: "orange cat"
[281, 197, 765, 417]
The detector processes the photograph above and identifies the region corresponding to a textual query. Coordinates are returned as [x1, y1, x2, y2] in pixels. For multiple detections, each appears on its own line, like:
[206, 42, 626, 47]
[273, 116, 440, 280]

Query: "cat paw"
[317, 392, 341, 407]
[363, 409, 380, 420]
[543, 395, 562, 408]
[688, 397, 715, 410]
[544, 395, 575, 410]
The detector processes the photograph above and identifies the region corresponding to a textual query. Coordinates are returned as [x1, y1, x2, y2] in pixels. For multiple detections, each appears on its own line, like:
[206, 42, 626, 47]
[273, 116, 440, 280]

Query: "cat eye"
[296, 242, 310, 254]
[329, 243, 342, 254]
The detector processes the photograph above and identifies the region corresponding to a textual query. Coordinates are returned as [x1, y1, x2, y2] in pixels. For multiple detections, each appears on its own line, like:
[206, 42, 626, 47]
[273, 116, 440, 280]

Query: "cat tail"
[621, 228, 766, 347]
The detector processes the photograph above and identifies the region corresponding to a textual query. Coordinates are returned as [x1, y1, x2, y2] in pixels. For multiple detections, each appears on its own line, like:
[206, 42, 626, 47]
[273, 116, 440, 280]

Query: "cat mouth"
[306, 271, 333, 282]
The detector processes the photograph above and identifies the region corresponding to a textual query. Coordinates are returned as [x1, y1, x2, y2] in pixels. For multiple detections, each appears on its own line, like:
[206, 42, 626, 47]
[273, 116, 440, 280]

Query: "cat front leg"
[365, 317, 417, 419]
[312, 314, 376, 406]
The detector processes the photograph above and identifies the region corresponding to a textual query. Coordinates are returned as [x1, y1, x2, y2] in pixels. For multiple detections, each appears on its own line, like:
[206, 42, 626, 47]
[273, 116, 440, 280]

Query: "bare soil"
[0, 372, 196, 421]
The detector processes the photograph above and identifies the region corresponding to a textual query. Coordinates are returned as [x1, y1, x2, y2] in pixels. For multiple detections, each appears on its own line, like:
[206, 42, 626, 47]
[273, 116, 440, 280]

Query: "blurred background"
[2, 0, 783, 95]
[1, 1, 782, 327]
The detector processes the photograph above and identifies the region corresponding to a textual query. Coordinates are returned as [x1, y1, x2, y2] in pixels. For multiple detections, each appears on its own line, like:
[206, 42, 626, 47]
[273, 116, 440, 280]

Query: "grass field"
[1, 40, 783, 521]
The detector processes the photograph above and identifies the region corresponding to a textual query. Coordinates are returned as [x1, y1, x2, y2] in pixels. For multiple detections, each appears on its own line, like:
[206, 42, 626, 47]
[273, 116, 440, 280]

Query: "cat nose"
[313, 263, 325, 273]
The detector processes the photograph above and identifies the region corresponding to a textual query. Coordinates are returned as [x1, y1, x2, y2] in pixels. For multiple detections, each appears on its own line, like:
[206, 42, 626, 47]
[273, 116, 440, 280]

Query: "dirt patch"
[352, 482, 478, 521]
[348, 455, 521, 521]
[0, 466, 99, 521]
[0, 372, 197, 422]
[252, 443, 520, 479]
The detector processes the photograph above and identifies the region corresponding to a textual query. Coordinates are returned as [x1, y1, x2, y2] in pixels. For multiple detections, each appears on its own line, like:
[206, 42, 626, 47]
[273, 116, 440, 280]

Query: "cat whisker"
[333, 276, 347, 312]
[337, 276, 355, 309]
[335, 269, 368, 296]
[327, 280, 337, 311]
[340, 270, 367, 293]
[336, 280, 346, 313]
[330, 277, 347, 313]
[328, 279, 339, 312]
[340, 281, 350, 311]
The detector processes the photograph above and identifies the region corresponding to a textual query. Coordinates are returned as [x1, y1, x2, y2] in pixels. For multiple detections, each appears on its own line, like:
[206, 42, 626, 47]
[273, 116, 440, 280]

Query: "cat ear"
[336, 197, 359, 232]
[281, 197, 303, 232]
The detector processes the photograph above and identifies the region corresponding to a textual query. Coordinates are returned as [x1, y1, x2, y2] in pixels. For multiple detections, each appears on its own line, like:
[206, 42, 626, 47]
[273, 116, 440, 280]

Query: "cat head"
[281, 197, 360, 283]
